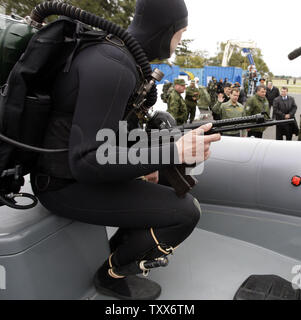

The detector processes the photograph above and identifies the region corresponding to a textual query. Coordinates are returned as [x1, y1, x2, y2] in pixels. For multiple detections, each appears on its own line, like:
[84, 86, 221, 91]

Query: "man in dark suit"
[273, 87, 298, 140]
[266, 81, 280, 116]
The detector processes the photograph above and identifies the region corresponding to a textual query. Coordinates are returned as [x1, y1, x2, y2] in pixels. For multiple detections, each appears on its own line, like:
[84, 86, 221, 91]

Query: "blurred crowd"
[161, 77, 301, 140]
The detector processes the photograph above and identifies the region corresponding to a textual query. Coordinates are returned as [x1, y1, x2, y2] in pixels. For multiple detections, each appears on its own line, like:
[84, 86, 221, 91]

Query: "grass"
[272, 79, 301, 94]
[286, 86, 301, 94]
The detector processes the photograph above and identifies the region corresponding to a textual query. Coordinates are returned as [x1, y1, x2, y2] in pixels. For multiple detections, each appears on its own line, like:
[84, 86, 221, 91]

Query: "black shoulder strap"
[63, 22, 144, 91]
[63, 23, 107, 73]
[64, 22, 145, 124]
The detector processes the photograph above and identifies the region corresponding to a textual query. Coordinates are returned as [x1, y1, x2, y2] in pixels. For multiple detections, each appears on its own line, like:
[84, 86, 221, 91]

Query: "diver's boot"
[94, 259, 162, 300]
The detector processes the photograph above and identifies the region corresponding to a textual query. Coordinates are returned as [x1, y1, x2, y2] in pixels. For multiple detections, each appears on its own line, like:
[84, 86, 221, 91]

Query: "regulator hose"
[30, 1, 157, 107]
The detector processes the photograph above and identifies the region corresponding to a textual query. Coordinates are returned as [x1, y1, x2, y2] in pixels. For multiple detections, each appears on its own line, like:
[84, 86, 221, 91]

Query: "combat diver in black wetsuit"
[31, 0, 221, 300]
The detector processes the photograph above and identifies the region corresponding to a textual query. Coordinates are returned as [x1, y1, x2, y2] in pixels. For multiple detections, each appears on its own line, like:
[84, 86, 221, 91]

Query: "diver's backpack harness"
[0, 1, 159, 210]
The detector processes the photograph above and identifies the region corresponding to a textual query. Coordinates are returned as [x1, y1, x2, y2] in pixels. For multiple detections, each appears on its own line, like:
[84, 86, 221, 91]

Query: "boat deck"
[99, 227, 300, 300]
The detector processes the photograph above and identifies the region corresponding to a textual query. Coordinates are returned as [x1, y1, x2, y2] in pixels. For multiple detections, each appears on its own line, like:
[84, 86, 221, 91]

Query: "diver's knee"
[191, 197, 201, 226]
[180, 194, 201, 227]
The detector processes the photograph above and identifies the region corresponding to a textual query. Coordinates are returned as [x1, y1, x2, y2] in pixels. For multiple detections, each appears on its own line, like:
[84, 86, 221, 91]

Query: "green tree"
[0, 0, 135, 29]
[174, 39, 193, 67]
[174, 39, 208, 68]
[175, 50, 208, 68]
[151, 58, 171, 65]
[175, 39, 193, 57]
[70, 0, 135, 29]
[252, 50, 270, 75]
[208, 42, 270, 75]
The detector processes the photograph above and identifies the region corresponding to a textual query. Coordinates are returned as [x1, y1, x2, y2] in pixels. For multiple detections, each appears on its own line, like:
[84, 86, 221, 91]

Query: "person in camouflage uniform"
[211, 83, 231, 121]
[161, 80, 173, 104]
[166, 85, 175, 101]
[245, 85, 270, 138]
[197, 86, 211, 110]
[197, 86, 211, 120]
[167, 79, 187, 125]
[243, 77, 249, 96]
[185, 80, 200, 123]
[212, 87, 247, 137]
[207, 77, 218, 109]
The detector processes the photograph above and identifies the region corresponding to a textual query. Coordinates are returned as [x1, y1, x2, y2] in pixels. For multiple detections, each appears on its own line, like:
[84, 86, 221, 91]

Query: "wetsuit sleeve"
[68, 47, 178, 184]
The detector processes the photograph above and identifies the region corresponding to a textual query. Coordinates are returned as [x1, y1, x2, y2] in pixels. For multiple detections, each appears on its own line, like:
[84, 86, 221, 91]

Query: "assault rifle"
[146, 112, 295, 198]
[148, 112, 295, 136]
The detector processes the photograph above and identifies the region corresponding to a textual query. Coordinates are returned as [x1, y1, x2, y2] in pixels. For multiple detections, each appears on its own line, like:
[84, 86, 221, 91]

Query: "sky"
[1, 1, 300, 76]
[183, 0, 301, 77]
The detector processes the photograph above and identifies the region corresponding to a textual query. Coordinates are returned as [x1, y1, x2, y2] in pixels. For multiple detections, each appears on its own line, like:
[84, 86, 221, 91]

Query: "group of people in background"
[161, 77, 301, 141]
[207, 77, 246, 111]
[161, 78, 201, 125]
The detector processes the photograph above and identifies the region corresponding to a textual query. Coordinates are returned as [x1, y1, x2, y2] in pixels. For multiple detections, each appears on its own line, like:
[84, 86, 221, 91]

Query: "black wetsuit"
[32, 0, 199, 269]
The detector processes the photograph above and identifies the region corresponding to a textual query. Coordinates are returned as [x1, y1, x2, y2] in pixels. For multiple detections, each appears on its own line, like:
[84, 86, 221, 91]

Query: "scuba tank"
[0, 14, 38, 86]
[0, 1, 159, 210]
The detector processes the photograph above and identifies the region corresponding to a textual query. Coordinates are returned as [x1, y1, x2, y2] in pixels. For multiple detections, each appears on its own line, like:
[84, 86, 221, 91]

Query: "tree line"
[0, 0, 135, 29]
[174, 39, 272, 77]
[0, 0, 272, 75]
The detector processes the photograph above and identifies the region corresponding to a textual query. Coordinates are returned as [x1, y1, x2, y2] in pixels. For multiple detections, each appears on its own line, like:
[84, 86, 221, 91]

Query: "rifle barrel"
[205, 119, 295, 135]
[177, 114, 265, 131]
[145, 114, 295, 138]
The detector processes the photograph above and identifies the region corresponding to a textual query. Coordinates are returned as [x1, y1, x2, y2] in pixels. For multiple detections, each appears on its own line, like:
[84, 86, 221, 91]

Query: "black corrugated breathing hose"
[30, 1, 157, 107]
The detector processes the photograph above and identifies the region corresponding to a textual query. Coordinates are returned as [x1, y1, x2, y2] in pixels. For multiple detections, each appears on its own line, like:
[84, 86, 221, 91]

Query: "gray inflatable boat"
[0, 137, 300, 300]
